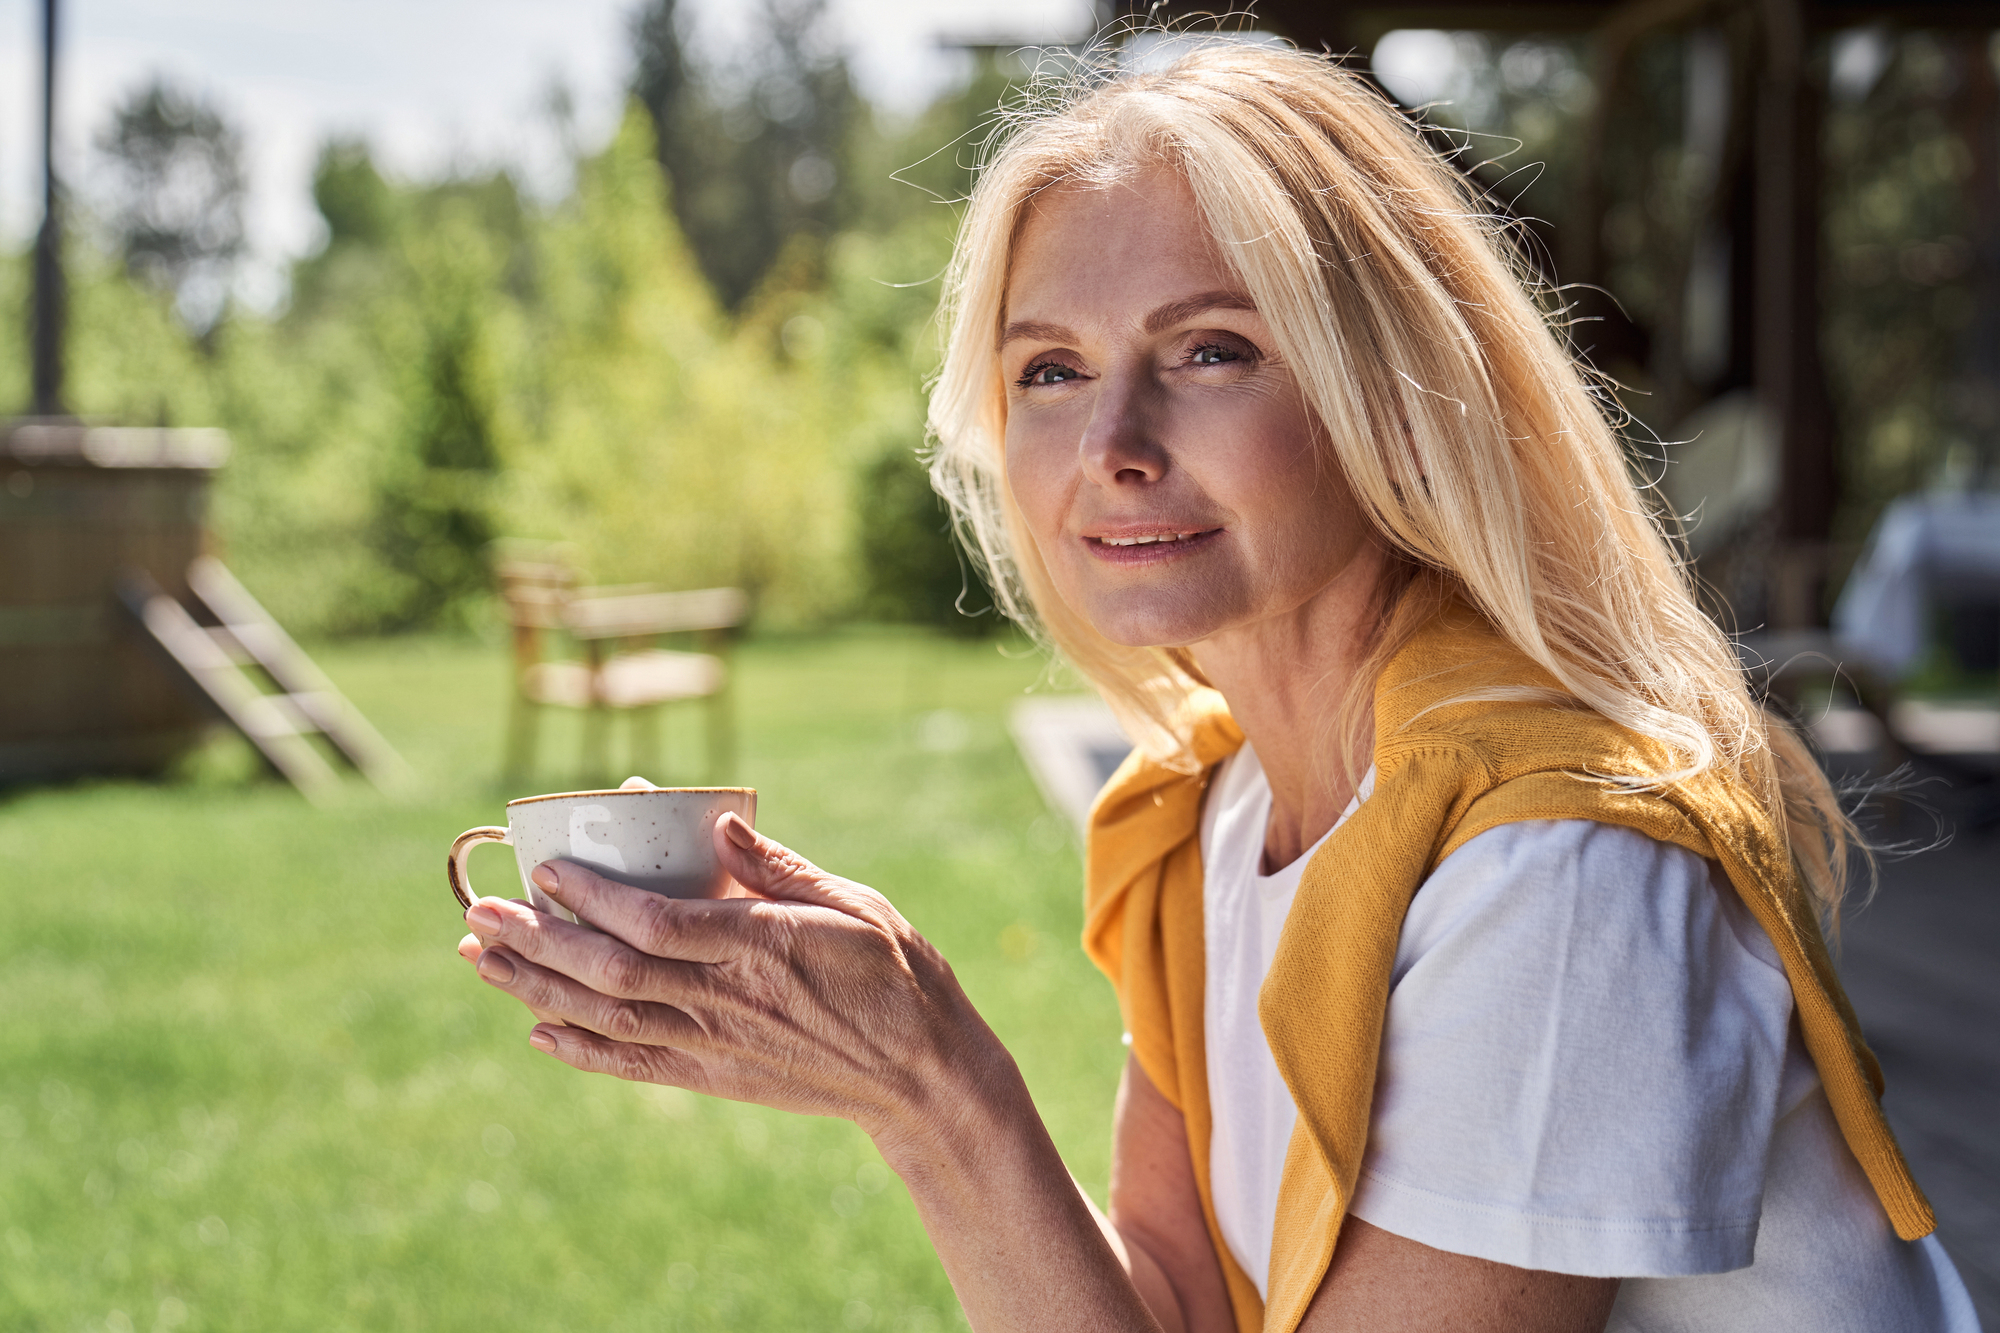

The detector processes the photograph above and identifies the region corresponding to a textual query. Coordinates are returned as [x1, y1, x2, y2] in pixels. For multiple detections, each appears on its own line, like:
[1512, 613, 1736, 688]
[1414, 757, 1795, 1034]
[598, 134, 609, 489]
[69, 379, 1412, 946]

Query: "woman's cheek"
[1003, 425, 1070, 553]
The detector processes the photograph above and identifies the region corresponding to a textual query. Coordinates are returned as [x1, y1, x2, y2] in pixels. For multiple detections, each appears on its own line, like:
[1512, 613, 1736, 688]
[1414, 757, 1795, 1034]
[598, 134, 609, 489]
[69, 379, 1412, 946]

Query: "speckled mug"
[447, 778, 757, 923]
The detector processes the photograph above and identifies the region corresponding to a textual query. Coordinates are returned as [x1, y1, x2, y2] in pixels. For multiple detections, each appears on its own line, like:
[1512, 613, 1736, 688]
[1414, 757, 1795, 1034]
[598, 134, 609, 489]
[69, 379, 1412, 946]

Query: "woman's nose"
[1078, 369, 1166, 487]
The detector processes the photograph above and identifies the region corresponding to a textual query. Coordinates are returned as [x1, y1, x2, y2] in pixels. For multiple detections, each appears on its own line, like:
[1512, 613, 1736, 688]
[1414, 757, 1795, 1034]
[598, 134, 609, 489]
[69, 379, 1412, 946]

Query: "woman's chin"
[1080, 598, 1228, 652]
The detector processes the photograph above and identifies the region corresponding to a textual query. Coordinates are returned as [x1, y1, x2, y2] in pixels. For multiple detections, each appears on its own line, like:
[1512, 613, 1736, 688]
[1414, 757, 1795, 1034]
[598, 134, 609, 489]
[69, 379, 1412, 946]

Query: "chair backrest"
[497, 559, 576, 632]
[494, 553, 583, 695]
[561, 587, 749, 641]
[492, 542, 749, 694]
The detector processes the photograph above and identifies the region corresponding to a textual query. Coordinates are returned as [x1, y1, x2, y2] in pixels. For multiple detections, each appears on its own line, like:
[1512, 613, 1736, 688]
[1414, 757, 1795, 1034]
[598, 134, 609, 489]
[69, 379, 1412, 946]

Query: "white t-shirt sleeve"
[1347, 819, 1797, 1278]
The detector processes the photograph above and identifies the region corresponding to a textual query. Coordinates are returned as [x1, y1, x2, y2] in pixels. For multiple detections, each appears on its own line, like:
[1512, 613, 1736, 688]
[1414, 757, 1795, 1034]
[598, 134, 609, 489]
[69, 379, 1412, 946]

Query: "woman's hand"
[455, 814, 1010, 1152]
[457, 817, 1174, 1332]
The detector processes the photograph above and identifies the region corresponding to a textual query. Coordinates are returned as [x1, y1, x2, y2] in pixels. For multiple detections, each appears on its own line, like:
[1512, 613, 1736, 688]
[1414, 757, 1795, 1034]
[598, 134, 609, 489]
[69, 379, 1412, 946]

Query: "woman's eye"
[1017, 361, 1078, 388]
[1189, 343, 1243, 367]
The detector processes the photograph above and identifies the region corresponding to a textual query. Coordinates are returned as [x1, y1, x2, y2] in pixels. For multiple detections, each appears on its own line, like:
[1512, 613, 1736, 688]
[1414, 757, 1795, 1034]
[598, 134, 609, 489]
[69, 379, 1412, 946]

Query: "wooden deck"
[1837, 768, 2000, 1326]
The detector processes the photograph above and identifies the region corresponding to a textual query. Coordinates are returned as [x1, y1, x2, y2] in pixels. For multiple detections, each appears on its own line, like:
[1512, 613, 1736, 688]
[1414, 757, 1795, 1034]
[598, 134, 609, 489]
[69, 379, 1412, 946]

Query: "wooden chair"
[497, 550, 746, 787]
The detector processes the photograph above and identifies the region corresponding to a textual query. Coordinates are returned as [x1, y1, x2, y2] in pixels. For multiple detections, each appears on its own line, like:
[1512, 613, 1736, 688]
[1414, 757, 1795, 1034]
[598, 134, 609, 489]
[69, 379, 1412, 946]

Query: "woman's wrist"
[868, 1011, 1045, 1195]
[869, 1026, 1161, 1333]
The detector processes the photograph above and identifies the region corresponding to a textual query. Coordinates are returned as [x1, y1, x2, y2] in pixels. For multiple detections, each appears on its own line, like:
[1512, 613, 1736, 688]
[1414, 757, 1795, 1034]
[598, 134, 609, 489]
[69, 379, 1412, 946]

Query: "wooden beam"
[1161, 0, 2000, 41]
[30, 0, 64, 416]
[1753, 0, 1838, 626]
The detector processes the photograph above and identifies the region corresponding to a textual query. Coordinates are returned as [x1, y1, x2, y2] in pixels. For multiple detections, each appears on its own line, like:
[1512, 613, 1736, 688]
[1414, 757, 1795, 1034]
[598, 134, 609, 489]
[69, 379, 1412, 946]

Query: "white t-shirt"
[1200, 743, 1980, 1330]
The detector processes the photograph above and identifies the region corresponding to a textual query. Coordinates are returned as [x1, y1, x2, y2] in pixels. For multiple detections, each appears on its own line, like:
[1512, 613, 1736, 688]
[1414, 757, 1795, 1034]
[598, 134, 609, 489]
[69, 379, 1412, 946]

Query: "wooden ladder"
[120, 557, 410, 804]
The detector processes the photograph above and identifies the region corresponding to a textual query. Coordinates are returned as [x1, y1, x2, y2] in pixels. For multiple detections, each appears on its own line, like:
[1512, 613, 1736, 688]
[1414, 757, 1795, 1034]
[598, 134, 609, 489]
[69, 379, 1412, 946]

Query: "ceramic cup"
[447, 777, 757, 923]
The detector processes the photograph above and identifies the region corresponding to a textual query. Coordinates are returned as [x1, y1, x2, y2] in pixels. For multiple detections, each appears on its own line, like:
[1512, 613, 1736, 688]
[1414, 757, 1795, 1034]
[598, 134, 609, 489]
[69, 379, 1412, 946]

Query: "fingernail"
[528, 1027, 557, 1053]
[477, 950, 516, 984]
[722, 814, 755, 849]
[466, 903, 503, 932]
[531, 863, 560, 892]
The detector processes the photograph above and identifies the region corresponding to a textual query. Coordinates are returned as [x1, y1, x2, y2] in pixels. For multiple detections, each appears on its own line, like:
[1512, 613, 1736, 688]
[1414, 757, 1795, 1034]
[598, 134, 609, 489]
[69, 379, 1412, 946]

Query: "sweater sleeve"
[1345, 819, 1797, 1278]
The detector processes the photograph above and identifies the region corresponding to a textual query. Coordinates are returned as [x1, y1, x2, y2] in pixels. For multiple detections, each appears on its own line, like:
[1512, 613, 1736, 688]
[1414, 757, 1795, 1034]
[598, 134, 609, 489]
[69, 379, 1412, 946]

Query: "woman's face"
[1001, 169, 1375, 650]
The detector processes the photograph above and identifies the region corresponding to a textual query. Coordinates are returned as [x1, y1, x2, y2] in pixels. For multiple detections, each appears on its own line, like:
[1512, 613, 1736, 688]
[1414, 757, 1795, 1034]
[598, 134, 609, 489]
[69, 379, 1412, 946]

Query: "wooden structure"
[6, 8, 406, 802]
[1117, 0, 2000, 632]
[1, 419, 406, 799]
[120, 558, 408, 805]
[497, 549, 746, 786]
[1, 420, 227, 781]
[30, 0, 63, 418]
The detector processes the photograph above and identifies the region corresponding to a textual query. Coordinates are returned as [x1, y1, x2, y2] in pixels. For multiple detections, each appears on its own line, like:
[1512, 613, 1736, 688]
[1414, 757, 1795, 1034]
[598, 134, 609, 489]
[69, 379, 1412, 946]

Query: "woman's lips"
[1082, 528, 1222, 564]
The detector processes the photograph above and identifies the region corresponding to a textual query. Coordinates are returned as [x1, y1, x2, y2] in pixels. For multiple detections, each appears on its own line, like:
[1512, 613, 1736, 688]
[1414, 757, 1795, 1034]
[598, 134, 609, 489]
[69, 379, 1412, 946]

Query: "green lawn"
[0, 629, 1125, 1333]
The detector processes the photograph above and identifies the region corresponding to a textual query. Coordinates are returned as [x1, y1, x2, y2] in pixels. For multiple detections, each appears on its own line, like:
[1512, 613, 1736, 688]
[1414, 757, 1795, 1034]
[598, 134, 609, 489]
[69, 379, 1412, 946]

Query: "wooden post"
[30, 0, 65, 416]
[580, 637, 610, 786]
[1754, 0, 1837, 628]
[706, 640, 734, 785]
[630, 702, 662, 783]
[504, 620, 541, 785]
[1566, 0, 1717, 378]
[1955, 29, 2000, 481]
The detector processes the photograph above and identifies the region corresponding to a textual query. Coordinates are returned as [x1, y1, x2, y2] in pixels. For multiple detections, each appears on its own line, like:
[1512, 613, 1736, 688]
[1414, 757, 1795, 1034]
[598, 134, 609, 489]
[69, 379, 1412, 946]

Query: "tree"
[630, 0, 861, 309]
[95, 76, 247, 338]
[312, 139, 396, 250]
[366, 202, 509, 632]
[858, 445, 998, 634]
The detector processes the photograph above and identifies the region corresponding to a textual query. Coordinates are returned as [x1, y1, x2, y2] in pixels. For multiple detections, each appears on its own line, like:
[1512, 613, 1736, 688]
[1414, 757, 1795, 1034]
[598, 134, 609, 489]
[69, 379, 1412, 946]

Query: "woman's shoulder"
[1356, 817, 1802, 1278]
[1400, 818, 1781, 981]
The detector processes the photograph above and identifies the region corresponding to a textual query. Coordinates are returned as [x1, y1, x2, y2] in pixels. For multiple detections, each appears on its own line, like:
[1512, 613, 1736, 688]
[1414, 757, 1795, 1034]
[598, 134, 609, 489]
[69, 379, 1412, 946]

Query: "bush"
[857, 445, 1000, 636]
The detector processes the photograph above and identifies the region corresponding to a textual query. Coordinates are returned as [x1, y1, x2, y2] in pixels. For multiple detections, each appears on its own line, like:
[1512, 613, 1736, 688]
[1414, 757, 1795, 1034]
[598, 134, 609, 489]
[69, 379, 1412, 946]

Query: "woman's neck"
[1189, 545, 1389, 873]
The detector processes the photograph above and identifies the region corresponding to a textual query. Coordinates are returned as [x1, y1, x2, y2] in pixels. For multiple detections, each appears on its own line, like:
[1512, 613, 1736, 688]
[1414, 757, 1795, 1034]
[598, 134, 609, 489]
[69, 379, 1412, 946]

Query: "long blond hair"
[927, 39, 1858, 925]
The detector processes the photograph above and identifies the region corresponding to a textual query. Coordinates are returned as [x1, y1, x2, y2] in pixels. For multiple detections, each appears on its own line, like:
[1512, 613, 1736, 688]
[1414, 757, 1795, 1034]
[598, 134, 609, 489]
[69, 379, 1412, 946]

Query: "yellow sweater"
[1082, 601, 1934, 1333]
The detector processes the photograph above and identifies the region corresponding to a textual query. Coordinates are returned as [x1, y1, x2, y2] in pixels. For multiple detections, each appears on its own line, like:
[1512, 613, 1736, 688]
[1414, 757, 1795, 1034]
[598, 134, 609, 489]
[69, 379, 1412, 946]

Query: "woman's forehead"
[1005, 171, 1241, 317]
[1018, 167, 1196, 235]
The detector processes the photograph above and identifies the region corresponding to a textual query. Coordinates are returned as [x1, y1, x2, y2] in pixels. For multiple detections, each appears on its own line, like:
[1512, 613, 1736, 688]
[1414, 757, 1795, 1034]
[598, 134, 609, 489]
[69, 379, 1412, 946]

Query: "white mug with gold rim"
[448, 778, 757, 922]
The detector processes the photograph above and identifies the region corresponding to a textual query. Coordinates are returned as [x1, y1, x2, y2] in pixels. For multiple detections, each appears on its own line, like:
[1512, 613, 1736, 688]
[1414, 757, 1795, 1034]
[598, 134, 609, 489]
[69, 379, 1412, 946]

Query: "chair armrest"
[563, 587, 748, 640]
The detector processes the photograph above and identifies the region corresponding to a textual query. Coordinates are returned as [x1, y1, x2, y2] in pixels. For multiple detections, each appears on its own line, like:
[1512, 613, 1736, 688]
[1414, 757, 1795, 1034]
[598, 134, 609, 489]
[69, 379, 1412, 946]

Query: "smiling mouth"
[1083, 528, 1223, 563]
[1088, 530, 1217, 548]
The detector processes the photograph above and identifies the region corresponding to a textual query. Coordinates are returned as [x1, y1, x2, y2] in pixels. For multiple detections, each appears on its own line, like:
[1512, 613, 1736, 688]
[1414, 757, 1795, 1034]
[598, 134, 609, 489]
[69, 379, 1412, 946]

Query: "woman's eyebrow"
[1000, 318, 1075, 348]
[1142, 290, 1258, 334]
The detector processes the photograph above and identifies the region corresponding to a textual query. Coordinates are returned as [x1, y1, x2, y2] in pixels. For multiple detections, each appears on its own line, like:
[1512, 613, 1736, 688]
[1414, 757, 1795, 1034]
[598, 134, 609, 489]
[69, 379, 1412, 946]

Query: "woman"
[456, 42, 1978, 1333]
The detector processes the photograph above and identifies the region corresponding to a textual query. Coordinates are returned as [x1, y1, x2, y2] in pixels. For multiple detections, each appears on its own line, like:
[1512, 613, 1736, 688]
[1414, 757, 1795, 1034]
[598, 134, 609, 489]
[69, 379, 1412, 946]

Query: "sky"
[0, 0, 1094, 305]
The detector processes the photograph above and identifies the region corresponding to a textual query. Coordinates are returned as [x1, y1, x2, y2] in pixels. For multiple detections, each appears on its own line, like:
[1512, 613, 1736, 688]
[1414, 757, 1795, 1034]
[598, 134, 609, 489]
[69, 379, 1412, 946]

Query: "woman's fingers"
[454, 837, 968, 1130]
[710, 815, 890, 921]
[530, 860, 753, 965]
[463, 892, 710, 1003]
[527, 1022, 723, 1091]
[473, 943, 712, 1051]
[712, 813, 829, 902]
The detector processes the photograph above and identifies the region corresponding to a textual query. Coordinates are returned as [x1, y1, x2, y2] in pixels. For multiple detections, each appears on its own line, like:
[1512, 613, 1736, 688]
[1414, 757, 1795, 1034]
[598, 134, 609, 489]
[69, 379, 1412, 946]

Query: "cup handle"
[448, 826, 511, 911]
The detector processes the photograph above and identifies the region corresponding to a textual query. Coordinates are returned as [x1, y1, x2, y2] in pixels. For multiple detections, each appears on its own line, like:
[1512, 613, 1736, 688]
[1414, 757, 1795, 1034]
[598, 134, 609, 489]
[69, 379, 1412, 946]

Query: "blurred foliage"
[858, 447, 999, 636]
[12, 24, 1992, 641]
[631, 0, 862, 311]
[1392, 25, 2000, 551]
[1823, 31, 1999, 532]
[94, 76, 247, 339]
[2, 27, 1029, 639]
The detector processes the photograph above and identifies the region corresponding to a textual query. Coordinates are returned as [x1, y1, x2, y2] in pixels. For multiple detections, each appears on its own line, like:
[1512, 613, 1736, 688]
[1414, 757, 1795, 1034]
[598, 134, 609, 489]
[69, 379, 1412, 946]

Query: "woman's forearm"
[458, 839, 1178, 1329]
[1087, 1180, 1193, 1333]
[873, 1039, 1167, 1333]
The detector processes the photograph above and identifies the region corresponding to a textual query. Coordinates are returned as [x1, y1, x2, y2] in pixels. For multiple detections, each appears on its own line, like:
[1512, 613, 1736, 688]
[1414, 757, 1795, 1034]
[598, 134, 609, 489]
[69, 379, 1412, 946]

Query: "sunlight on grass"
[0, 629, 1122, 1332]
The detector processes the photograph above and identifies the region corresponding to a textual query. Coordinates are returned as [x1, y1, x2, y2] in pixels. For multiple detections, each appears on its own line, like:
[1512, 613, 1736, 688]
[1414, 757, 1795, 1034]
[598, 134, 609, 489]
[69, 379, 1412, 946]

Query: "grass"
[0, 628, 1125, 1333]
